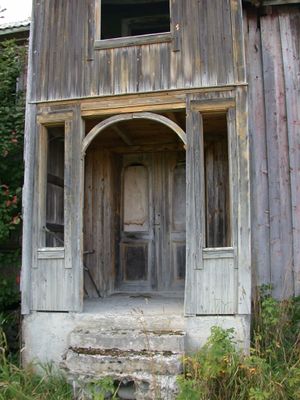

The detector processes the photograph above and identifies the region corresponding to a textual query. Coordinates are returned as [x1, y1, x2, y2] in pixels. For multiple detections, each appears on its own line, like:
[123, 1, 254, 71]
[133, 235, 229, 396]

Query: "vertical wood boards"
[21, 103, 37, 314]
[29, 0, 242, 101]
[184, 102, 205, 315]
[279, 10, 300, 296]
[243, 11, 271, 289]
[67, 105, 84, 310]
[260, 11, 294, 298]
[184, 89, 250, 315]
[84, 148, 117, 296]
[31, 258, 73, 311]
[197, 257, 236, 314]
[27, 107, 84, 312]
[245, 6, 300, 298]
[231, 0, 246, 83]
[205, 136, 231, 248]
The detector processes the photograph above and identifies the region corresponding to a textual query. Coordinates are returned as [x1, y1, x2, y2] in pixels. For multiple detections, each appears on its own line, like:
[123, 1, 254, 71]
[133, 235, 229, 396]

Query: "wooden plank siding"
[244, 5, 300, 297]
[29, 0, 240, 102]
[22, 0, 300, 317]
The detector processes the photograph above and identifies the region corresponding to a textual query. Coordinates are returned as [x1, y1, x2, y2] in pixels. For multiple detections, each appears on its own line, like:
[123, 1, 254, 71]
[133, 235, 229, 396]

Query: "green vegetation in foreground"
[177, 287, 300, 400]
[0, 287, 299, 399]
[0, 329, 72, 400]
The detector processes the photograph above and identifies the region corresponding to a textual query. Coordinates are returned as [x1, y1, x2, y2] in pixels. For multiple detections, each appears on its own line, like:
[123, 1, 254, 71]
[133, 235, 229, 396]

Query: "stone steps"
[69, 327, 185, 353]
[61, 327, 186, 399]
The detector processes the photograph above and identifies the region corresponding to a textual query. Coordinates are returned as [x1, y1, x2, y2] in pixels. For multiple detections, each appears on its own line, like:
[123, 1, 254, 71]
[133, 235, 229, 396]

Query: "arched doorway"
[82, 112, 186, 297]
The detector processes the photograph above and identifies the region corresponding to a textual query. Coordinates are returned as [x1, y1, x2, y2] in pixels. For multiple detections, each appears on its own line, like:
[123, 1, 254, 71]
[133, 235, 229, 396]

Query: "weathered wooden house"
[21, 0, 300, 398]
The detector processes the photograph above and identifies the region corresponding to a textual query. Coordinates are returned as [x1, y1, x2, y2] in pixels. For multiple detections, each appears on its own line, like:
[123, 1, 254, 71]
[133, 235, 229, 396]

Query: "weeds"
[0, 327, 73, 400]
[177, 287, 300, 400]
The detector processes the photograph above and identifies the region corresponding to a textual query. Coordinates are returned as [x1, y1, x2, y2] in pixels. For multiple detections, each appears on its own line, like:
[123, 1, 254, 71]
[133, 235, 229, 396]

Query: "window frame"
[35, 114, 72, 258]
[94, 0, 173, 50]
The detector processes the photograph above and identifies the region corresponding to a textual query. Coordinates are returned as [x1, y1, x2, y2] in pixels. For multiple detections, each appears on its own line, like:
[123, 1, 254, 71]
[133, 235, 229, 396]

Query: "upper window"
[101, 0, 170, 40]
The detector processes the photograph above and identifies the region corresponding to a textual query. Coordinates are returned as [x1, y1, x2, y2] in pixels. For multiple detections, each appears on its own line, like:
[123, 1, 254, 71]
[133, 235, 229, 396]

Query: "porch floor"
[83, 293, 184, 317]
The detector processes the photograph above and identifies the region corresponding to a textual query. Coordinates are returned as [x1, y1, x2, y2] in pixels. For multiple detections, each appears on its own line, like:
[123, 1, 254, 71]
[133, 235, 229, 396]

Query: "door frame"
[82, 111, 187, 296]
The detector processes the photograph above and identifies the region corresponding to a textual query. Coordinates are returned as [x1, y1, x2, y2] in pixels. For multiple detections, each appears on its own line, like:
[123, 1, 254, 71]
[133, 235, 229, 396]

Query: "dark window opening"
[203, 113, 231, 248]
[101, 0, 170, 40]
[45, 127, 65, 247]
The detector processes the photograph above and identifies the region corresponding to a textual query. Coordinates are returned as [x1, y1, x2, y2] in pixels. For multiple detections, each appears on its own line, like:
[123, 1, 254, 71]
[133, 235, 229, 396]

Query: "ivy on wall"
[0, 40, 25, 310]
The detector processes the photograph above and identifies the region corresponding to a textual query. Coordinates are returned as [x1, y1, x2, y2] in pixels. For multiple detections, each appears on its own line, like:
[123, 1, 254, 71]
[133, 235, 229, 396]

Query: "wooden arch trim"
[82, 112, 187, 155]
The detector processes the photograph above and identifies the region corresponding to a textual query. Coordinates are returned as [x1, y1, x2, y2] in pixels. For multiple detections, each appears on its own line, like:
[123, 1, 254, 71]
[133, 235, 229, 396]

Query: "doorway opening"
[83, 111, 186, 298]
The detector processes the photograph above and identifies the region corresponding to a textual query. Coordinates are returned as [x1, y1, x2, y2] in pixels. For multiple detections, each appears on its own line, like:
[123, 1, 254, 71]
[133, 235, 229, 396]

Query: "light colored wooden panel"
[184, 102, 205, 315]
[21, 104, 37, 313]
[65, 106, 85, 309]
[123, 165, 149, 232]
[37, 248, 64, 260]
[203, 248, 234, 260]
[227, 108, 238, 265]
[32, 258, 73, 311]
[196, 257, 236, 314]
[236, 86, 251, 314]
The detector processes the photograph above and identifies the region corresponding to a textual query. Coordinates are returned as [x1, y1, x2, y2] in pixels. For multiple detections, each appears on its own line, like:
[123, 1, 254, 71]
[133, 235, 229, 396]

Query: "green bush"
[177, 288, 300, 400]
[0, 39, 25, 314]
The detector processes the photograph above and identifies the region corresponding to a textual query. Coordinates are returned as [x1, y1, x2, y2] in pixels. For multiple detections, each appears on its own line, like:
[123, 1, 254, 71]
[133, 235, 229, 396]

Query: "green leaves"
[0, 40, 25, 242]
[177, 294, 300, 400]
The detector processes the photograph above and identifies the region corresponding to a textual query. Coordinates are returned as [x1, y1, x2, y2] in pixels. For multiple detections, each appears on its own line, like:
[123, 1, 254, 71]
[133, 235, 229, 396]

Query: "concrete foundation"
[22, 294, 250, 399]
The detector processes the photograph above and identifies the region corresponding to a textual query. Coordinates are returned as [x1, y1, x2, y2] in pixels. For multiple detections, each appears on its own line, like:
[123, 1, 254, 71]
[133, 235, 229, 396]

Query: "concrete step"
[69, 328, 185, 354]
[62, 323, 186, 399]
[62, 349, 183, 376]
[79, 313, 185, 332]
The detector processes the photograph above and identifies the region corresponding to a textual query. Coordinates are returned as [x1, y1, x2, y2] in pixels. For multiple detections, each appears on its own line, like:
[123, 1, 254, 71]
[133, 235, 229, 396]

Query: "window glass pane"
[204, 113, 231, 247]
[45, 126, 65, 247]
[101, 0, 170, 39]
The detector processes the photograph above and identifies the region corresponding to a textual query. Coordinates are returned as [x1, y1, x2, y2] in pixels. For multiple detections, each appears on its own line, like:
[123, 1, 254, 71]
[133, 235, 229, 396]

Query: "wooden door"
[118, 151, 186, 293]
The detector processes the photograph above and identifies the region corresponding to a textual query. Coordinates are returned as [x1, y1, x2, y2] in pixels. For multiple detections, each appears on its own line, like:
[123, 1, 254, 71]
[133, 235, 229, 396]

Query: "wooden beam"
[37, 112, 73, 125]
[47, 173, 64, 188]
[190, 98, 235, 113]
[46, 222, 64, 233]
[112, 125, 134, 146]
[94, 32, 172, 50]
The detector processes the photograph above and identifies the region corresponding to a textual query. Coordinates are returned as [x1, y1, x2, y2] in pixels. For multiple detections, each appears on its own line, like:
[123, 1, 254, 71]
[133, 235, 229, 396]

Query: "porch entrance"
[83, 112, 187, 298]
[119, 151, 186, 292]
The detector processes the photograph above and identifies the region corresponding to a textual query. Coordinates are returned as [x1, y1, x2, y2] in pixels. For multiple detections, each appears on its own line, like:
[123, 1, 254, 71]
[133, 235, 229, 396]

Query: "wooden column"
[184, 101, 205, 315]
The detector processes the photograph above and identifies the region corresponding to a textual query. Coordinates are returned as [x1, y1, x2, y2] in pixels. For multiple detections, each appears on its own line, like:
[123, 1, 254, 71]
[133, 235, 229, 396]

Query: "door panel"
[118, 151, 185, 293]
[123, 165, 149, 232]
[119, 154, 154, 291]
[121, 243, 148, 281]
